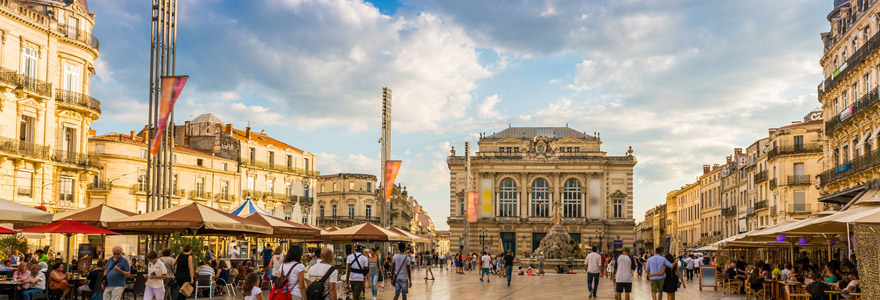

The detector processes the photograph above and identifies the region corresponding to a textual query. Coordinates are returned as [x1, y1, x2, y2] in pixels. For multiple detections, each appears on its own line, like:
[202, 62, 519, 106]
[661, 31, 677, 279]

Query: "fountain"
[534, 202, 583, 259]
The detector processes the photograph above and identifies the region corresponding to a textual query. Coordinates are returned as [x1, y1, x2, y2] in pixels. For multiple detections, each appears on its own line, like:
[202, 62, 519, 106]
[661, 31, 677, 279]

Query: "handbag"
[179, 281, 194, 297]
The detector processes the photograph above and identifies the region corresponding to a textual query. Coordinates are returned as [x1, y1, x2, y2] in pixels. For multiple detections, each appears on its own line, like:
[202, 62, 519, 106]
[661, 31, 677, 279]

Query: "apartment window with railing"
[196, 178, 205, 196]
[842, 90, 848, 108]
[172, 174, 178, 191]
[221, 181, 229, 199]
[137, 174, 147, 192]
[865, 74, 870, 95]
[22, 46, 37, 78]
[267, 179, 274, 194]
[285, 182, 292, 197]
[67, 17, 79, 39]
[304, 184, 310, 198]
[853, 83, 859, 100]
[62, 63, 82, 93]
[366, 205, 372, 219]
[59, 176, 74, 205]
[15, 170, 33, 196]
[63, 127, 77, 153]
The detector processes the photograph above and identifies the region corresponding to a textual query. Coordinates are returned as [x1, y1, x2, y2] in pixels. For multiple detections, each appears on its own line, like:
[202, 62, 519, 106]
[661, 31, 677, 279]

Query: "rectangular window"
[249, 147, 256, 161]
[171, 154, 176, 163]
[172, 174, 178, 191]
[268, 151, 275, 168]
[221, 181, 229, 199]
[853, 83, 859, 100]
[332, 205, 337, 217]
[286, 155, 292, 167]
[140, 149, 147, 158]
[843, 144, 849, 162]
[842, 90, 848, 108]
[320, 206, 325, 217]
[22, 46, 38, 78]
[366, 182, 372, 192]
[247, 177, 255, 192]
[349, 181, 355, 191]
[865, 74, 871, 95]
[793, 190, 806, 212]
[267, 179, 274, 193]
[63, 127, 77, 153]
[366, 205, 372, 219]
[19, 116, 35, 143]
[499, 147, 505, 153]
[348, 204, 355, 218]
[62, 63, 82, 92]
[196, 159, 203, 167]
[221, 162, 227, 171]
[59, 176, 74, 204]
[285, 182, 292, 197]
[574, 147, 579, 152]
[793, 135, 804, 149]
[514, 147, 519, 153]
[304, 158, 310, 170]
[67, 17, 79, 39]
[301, 212, 308, 224]
[460, 198, 465, 216]
[196, 177, 205, 196]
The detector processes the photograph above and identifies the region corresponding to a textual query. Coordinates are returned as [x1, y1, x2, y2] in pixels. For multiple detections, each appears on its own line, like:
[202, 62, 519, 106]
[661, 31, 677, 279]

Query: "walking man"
[584, 246, 602, 298]
[685, 255, 695, 281]
[479, 251, 491, 283]
[392, 242, 412, 300]
[103, 246, 130, 300]
[646, 247, 674, 300]
[612, 249, 635, 300]
[502, 250, 515, 286]
[346, 244, 369, 300]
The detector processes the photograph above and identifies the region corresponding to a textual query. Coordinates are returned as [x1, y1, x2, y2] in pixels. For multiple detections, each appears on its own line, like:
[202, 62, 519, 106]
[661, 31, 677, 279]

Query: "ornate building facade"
[0, 0, 100, 251]
[315, 173, 379, 228]
[699, 164, 722, 244]
[447, 126, 636, 256]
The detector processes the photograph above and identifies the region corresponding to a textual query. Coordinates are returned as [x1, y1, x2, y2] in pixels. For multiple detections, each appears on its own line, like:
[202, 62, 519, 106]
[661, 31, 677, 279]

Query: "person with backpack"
[306, 248, 337, 300]
[391, 242, 412, 300]
[345, 244, 369, 300]
[271, 245, 306, 300]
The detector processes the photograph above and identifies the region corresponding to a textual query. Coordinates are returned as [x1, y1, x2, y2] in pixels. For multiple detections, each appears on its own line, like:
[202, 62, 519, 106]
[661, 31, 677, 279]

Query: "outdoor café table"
[771, 280, 786, 300]
[849, 292, 861, 299]
[0, 280, 23, 300]
[65, 277, 86, 299]
[784, 282, 807, 295]
[826, 290, 842, 300]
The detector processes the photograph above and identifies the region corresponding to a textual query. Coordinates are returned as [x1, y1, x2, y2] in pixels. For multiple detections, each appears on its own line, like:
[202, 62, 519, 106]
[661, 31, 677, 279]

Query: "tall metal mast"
[380, 88, 392, 227]
[146, 0, 178, 249]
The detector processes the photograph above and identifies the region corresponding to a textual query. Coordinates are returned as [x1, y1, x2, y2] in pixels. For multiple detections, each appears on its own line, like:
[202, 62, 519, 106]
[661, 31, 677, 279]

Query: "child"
[517, 266, 524, 276]
[241, 273, 263, 300]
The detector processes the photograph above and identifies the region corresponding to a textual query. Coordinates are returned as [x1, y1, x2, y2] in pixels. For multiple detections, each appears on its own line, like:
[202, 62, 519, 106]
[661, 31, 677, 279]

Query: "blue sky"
[88, 0, 832, 230]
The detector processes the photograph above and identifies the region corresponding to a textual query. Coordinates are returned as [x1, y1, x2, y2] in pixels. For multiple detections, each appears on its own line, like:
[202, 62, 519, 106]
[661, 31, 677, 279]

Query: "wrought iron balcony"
[0, 136, 51, 160]
[0, 67, 52, 97]
[86, 180, 110, 190]
[240, 159, 320, 176]
[819, 147, 880, 186]
[754, 170, 768, 183]
[52, 150, 95, 167]
[769, 178, 777, 189]
[746, 207, 756, 216]
[721, 206, 737, 216]
[317, 215, 381, 223]
[214, 193, 235, 202]
[767, 144, 823, 160]
[56, 89, 101, 113]
[755, 200, 768, 210]
[788, 203, 811, 214]
[787, 175, 811, 186]
[817, 31, 880, 97]
[16, 188, 31, 196]
[301, 196, 314, 205]
[56, 24, 99, 51]
[824, 87, 879, 134]
[189, 190, 211, 200]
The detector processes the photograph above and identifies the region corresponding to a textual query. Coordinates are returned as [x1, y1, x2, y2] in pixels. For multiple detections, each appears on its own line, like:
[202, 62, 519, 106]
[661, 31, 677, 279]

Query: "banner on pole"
[479, 177, 493, 218]
[467, 191, 478, 222]
[384, 160, 402, 203]
[150, 75, 189, 156]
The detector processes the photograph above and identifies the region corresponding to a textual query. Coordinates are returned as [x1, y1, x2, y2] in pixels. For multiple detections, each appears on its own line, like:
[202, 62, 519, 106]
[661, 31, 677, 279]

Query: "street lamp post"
[478, 229, 488, 252]
[596, 231, 605, 253]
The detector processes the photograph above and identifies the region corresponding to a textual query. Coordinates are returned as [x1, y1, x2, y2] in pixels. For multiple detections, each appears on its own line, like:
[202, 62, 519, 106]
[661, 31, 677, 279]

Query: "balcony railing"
[767, 144, 823, 160]
[301, 196, 314, 205]
[56, 89, 101, 113]
[86, 180, 110, 190]
[747, 207, 756, 216]
[0, 67, 52, 96]
[189, 190, 211, 199]
[215, 193, 235, 202]
[788, 203, 811, 214]
[266, 192, 287, 200]
[56, 24, 99, 51]
[755, 200, 768, 210]
[721, 206, 737, 216]
[317, 216, 381, 223]
[0, 136, 51, 160]
[131, 184, 147, 194]
[769, 178, 777, 189]
[817, 29, 880, 97]
[820, 147, 880, 186]
[16, 188, 32, 196]
[52, 150, 95, 167]
[242, 189, 264, 199]
[824, 87, 879, 134]
[787, 175, 811, 186]
[754, 170, 768, 183]
[240, 159, 320, 176]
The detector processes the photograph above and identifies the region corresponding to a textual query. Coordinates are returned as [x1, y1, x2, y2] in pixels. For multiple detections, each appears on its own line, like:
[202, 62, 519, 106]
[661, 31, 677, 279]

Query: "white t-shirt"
[585, 252, 602, 273]
[614, 255, 633, 283]
[842, 280, 860, 299]
[439, 254, 446, 260]
[228, 247, 238, 259]
[392, 254, 411, 281]
[306, 263, 338, 300]
[346, 253, 369, 281]
[270, 254, 284, 276]
[244, 286, 261, 300]
[146, 261, 168, 289]
[481, 255, 491, 269]
[280, 261, 306, 297]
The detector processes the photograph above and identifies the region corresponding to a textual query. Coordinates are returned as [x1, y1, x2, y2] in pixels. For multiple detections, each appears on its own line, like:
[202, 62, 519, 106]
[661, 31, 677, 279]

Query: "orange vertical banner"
[467, 192, 478, 222]
[150, 75, 189, 155]
[384, 160, 402, 203]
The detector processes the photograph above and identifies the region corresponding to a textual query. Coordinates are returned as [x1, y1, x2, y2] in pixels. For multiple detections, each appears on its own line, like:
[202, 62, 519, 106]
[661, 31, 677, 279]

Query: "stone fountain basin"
[519, 258, 581, 272]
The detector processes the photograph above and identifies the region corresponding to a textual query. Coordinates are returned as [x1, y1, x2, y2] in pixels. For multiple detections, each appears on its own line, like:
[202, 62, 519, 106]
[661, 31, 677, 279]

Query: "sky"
[87, 0, 833, 230]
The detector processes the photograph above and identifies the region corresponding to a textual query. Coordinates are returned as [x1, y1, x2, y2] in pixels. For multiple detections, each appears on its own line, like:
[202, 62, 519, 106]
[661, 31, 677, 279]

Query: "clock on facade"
[537, 145, 545, 153]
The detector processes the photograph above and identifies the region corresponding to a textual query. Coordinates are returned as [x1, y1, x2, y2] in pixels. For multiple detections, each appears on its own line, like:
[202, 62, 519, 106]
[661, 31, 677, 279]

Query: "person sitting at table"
[49, 262, 71, 300]
[805, 273, 829, 300]
[80, 260, 105, 300]
[825, 266, 840, 284]
[13, 264, 30, 288]
[790, 266, 803, 283]
[0, 261, 13, 272]
[839, 272, 859, 299]
[725, 263, 738, 280]
[747, 266, 765, 292]
[197, 259, 215, 278]
[20, 264, 45, 300]
[780, 263, 792, 282]
[214, 261, 230, 296]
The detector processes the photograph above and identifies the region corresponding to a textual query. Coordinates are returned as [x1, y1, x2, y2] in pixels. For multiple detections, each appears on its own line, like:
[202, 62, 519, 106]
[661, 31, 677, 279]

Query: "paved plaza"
[201, 267, 747, 300]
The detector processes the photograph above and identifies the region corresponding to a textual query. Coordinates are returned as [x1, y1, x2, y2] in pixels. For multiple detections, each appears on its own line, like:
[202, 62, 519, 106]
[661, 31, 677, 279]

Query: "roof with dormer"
[481, 126, 599, 141]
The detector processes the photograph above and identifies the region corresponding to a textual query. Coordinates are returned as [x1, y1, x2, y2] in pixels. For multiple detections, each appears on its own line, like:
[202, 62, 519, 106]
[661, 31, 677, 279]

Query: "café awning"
[107, 203, 272, 235]
[52, 204, 137, 227]
[0, 198, 52, 227]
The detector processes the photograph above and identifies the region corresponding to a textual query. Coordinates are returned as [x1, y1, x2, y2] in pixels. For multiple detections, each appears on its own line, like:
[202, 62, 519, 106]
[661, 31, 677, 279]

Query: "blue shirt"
[646, 254, 672, 280]
[104, 257, 130, 287]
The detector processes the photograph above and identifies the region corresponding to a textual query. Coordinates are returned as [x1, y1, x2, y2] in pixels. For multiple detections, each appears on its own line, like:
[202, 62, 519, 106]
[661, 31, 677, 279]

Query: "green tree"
[0, 234, 29, 261]
[168, 233, 207, 265]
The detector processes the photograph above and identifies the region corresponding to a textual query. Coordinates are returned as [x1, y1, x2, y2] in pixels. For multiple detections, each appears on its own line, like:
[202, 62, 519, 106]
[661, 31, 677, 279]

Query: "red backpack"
[269, 263, 300, 300]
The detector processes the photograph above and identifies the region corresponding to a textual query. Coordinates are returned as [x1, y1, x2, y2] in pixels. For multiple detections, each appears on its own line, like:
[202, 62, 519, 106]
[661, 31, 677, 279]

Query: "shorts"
[615, 283, 632, 293]
[394, 279, 409, 295]
[650, 279, 665, 293]
[482, 268, 490, 275]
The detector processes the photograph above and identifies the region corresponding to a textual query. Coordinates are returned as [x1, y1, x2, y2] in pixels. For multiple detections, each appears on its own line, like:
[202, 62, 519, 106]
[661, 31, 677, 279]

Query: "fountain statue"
[533, 201, 583, 259]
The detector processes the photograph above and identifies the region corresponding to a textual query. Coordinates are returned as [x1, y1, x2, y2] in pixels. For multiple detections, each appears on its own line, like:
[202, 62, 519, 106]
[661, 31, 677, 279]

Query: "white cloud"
[316, 152, 378, 176]
[476, 94, 502, 119]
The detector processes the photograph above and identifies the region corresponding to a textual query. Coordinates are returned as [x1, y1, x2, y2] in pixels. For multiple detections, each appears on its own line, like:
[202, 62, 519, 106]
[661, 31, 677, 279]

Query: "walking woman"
[663, 254, 686, 300]
[266, 246, 284, 281]
[144, 251, 168, 300]
[172, 245, 194, 300]
[367, 249, 383, 300]
[278, 245, 307, 300]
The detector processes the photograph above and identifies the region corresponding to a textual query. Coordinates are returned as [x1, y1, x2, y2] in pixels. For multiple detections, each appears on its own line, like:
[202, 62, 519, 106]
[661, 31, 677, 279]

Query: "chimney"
[713, 164, 720, 170]
[260, 129, 265, 135]
[225, 124, 233, 132]
[245, 126, 251, 139]
[734, 148, 743, 156]
[703, 165, 711, 174]
[130, 131, 136, 139]
[726, 156, 732, 164]
[88, 129, 96, 137]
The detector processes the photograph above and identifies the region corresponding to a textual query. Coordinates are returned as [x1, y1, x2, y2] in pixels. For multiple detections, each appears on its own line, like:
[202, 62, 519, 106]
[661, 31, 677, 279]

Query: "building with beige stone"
[0, 0, 100, 251]
[447, 126, 636, 256]
[699, 164, 722, 244]
[315, 173, 380, 228]
[766, 117, 826, 225]
[651, 204, 666, 252]
[664, 191, 677, 253]
[816, 0, 880, 206]
[674, 181, 700, 253]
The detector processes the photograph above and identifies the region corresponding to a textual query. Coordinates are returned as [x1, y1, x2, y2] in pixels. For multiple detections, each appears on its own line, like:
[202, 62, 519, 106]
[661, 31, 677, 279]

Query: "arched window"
[531, 178, 549, 217]
[563, 178, 582, 218]
[498, 178, 518, 217]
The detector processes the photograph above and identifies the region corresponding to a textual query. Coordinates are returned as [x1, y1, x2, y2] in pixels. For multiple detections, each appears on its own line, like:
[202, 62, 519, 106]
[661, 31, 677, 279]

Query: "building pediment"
[609, 190, 627, 198]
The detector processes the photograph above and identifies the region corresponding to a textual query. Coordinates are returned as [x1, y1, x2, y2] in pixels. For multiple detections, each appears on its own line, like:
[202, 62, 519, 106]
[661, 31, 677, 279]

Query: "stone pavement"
[194, 267, 749, 300]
